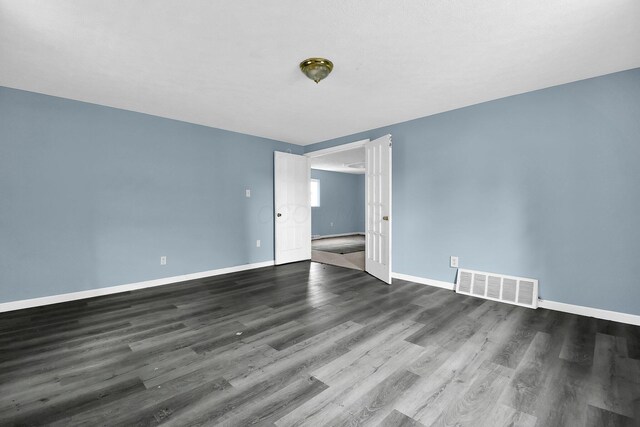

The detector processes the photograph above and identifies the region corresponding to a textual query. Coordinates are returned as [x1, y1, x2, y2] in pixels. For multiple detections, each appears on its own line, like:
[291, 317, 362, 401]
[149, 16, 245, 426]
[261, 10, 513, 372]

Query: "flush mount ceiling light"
[299, 58, 333, 84]
[345, 161, 365, 170]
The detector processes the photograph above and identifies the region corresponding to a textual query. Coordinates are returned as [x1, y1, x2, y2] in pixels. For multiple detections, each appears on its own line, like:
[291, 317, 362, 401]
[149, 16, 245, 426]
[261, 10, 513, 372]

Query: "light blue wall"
[0, 87, 301, 303]
[311, 169, 364, 237]
[305, 68, 640, 315]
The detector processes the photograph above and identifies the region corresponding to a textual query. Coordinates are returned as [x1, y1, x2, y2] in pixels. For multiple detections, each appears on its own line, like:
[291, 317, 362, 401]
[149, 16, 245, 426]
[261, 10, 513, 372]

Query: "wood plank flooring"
[0, 261, 639, 426]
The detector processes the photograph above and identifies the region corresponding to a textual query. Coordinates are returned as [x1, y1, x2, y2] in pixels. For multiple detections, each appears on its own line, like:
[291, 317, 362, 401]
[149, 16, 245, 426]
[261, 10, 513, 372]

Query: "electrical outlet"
[160, 256, 167, 265]
[256, 240, 261, 248]
[330, 222, 334, 227]
[245, 189, 251, 198]
[450, 256, 458, 268]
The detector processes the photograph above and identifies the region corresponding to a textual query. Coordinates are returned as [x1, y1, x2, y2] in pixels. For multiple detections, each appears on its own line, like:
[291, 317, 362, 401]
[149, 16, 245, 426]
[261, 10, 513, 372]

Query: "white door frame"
[305, 137, 392, 284]
[304, 139, 369, 159]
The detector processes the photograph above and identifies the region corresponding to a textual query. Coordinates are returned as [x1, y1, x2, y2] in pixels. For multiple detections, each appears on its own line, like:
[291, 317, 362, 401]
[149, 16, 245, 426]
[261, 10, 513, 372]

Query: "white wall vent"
[455, 269, 538, 309]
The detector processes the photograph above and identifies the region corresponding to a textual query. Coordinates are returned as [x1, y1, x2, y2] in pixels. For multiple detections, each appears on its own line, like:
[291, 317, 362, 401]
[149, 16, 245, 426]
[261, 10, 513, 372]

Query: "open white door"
[365, 135, 392, 283]
[274, 151, 311, 265]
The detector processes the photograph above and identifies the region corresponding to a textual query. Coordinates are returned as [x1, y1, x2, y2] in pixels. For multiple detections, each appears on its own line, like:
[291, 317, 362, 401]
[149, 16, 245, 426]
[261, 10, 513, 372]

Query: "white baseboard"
[391, 272, 455, 290]
[0, 260, 275, 313]
[312, 232, 365, 240]
[6, 262, 638, 327]
[538, 299, 640, 326]
[391, 272, 640, 326]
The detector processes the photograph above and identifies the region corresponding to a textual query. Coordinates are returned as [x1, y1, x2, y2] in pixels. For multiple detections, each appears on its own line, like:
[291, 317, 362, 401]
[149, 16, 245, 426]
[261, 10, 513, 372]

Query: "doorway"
[274, 136, 392, 283]
[307, 143, 367, 271]
[304, 135, 392, 282]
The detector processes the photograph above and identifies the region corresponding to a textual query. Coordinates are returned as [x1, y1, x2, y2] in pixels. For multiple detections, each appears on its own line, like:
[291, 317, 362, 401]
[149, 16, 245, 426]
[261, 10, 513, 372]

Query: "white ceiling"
[1, 1, 639, 146]
[310, 147, 365, 174]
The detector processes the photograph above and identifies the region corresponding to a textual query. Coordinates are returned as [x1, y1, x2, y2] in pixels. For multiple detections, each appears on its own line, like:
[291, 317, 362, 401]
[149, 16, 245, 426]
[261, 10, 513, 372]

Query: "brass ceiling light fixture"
[299, 58, 333, 84]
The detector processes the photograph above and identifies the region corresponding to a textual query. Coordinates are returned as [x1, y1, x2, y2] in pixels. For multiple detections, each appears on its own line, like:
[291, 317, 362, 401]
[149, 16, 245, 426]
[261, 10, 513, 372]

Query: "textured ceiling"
[310, 147, 365, 174]
[1, 1, 639, 145]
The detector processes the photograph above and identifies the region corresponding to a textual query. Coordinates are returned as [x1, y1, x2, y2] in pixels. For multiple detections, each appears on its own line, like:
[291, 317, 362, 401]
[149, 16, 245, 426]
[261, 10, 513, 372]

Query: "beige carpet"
[311, 249, 365, 271]
[311, 235, 365, 254]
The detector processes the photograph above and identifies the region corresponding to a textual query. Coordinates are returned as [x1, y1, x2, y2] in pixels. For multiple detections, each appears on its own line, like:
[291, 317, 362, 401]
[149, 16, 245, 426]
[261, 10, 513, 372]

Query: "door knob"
[382, 216, 389, 221]
[277, 213, 282, 217]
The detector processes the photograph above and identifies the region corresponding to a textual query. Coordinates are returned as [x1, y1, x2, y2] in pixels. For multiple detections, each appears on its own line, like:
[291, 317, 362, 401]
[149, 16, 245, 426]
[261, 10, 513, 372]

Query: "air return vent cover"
[455, 269, 538, 309]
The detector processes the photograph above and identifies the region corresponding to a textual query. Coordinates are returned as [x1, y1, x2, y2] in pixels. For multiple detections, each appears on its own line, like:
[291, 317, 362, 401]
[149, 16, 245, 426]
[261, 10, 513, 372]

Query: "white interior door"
[365, 134, 392, 283]
[274, 151, 311, 265]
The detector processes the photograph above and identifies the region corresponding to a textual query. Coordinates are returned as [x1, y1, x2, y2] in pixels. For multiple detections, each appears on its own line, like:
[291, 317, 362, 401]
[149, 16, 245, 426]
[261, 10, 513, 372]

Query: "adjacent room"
[1, 1, 640, 426]
[309, 145, 366, 271]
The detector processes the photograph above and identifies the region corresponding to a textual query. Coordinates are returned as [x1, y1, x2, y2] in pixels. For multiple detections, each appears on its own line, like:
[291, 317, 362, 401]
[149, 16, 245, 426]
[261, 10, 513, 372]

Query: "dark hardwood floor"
[0, 261, 638, 426]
